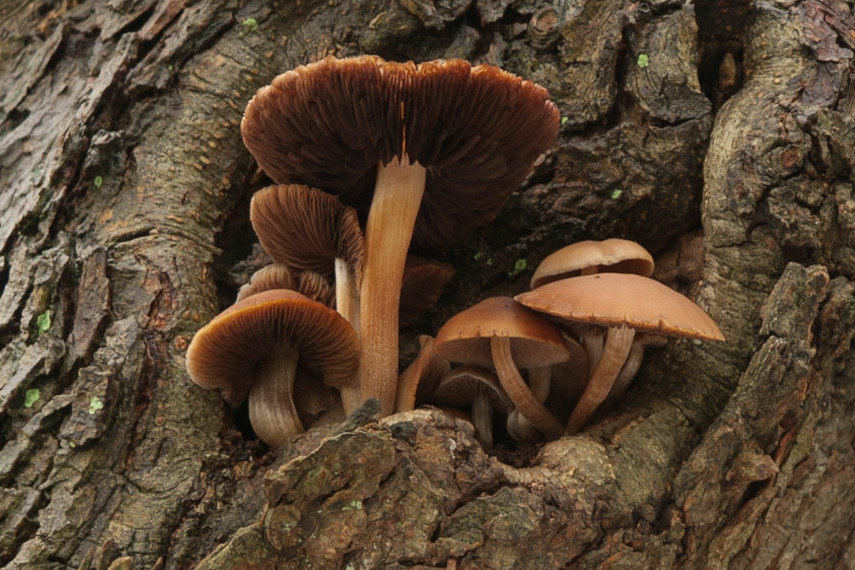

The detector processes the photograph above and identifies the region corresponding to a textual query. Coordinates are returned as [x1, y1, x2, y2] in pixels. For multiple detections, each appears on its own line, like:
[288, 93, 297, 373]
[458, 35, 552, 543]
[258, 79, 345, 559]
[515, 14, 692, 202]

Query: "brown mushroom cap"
[236, 263, 296, 302]
[435, 297, 572, 367]
[250, 184, 364, 278]
[431, 365, 512, 412]
[241, 55, 559, 251]
[518, 273, 723, 434]
[186, 289, 360, 406]
[530, 239, 655, 289]
[516, 273, 725, 341]
[399, 257, 454, 327]
[297, 270, 336, 308]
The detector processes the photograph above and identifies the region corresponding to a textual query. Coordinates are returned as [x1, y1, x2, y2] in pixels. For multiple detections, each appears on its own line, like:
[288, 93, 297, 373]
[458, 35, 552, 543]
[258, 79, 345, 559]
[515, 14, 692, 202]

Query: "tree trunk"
[1, 0, 853, 568]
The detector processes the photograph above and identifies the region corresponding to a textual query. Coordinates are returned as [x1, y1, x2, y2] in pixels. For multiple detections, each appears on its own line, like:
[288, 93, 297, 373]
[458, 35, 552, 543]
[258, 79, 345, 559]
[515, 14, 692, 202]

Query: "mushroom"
[185, 289, 359, 446]
[242, 55, 559, 415]
[530, 238, 654, 289]
[515, 273, 725, 434]
[249, 184, 364, 326]
[429, 365, 511, 448]
[434, 297, 570, 440]
[530, 238, 655, 403]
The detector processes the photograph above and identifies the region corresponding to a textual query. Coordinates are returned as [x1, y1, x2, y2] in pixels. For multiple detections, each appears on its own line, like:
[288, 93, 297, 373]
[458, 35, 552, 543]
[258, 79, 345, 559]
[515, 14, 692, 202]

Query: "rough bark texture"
[0, 0, 853, 568]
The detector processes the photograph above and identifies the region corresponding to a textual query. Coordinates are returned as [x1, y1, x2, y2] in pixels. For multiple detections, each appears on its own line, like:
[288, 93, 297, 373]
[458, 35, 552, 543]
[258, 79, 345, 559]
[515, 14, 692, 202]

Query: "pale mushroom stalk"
[334, 257, 359, 328]
[336, 256, 363, 414]
[357, 157, 427, 416]
[566, 324, 635, 435]
[248, 343, 303, 446]
[490, 336, 564, 440]
[507, 366, 552, 442]
[471, 393, 495, 448]
[602, 334, 667, 409]
[581, 331, 605, 376]
[604, 342, 646, 405]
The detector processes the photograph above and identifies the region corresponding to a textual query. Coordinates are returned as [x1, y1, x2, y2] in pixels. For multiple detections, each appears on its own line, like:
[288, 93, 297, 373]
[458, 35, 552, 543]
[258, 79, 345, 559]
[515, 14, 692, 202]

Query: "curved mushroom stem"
[490, 336, 564, 440]
[507, 366, 552, 443]
[601, 342, 645, 410]
[566, 324, 636, 435]
[601, 334, 668, 410]
[581, 331, 605, 376]
[355, 157, 426, 416]
[248, 343, 303, 446]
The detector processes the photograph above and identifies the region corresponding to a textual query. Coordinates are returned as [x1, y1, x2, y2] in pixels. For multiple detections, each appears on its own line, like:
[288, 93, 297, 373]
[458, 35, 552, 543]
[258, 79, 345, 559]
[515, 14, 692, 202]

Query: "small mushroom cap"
[250, 184, 364, 279]
[297, 270, 336, 308]
[236, 263, 296, 302]
[530, 239, 655, 289]
[434, 296, 571, 369]
[241, 55, 559, 251]
[431, 365, 512, 413]
[400, 257, 454, 327]
[516, 273, 725, 341]
[186, 289, 360, 406]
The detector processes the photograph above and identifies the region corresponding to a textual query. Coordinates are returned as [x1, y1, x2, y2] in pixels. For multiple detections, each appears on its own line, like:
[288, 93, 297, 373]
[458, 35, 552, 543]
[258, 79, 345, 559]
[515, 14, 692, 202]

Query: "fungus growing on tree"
[249, 184, 364, 326]
[185, 289, 359, 446]
[516, 273, 724, 434]
[434, 297, 570, 440]
[241, 55, 559, 415]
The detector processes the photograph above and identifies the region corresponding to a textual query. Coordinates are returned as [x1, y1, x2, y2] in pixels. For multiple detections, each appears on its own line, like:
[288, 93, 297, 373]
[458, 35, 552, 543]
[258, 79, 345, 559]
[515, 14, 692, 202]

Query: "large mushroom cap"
[186, 289, 360, 405]
[241, 55, 559, 251]
[516, 273, 725, 341]
[434, 296, 571, 368]
[530, 238, 655, 289]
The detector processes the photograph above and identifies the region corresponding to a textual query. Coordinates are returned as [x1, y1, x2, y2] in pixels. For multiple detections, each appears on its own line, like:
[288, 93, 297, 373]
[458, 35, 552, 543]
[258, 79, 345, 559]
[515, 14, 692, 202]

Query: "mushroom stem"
[336, 256, 363, 414]
[490, 336, 564, 440]
[602, 342, 645, 409]
[581, 330, 605, 376]
[529, 366, 552, 402]
[566, 324, 636, 435]
[507, 366, 552, 443]
[355, 157, 427, 416]
[471, 393, 494, 447]
[334, 257, 359, 327]
[248, 343, 303, 446]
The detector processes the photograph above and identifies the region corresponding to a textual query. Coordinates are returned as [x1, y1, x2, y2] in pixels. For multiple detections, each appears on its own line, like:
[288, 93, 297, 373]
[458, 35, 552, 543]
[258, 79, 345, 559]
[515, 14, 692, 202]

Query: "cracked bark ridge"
[197, 409, 611, 569]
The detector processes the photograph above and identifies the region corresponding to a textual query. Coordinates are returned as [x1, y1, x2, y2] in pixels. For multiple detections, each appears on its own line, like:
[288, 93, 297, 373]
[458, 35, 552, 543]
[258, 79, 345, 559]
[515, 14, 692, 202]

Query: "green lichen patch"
[24, 388, 40, 408]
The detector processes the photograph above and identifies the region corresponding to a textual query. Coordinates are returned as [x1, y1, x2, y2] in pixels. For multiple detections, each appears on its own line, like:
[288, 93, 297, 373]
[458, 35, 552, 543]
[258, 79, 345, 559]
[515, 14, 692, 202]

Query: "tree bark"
[0, 0, 853, 568]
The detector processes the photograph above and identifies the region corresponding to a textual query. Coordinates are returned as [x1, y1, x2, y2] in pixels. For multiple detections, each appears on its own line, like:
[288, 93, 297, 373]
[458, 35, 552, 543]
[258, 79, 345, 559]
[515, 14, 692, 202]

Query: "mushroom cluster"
[185, 55, 561, 445]
[406, 238, 724, 445]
